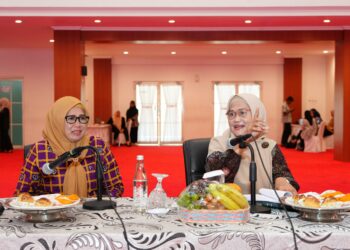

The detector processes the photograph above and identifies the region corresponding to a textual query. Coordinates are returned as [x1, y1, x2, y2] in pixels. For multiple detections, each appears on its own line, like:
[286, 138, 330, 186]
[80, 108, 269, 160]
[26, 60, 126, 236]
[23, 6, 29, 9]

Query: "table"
[87, 124, 112, 147]
[1, 198, 350, 249]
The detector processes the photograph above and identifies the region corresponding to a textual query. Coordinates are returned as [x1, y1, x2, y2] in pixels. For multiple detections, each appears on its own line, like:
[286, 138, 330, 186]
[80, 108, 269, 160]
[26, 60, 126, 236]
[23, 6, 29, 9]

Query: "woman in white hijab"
[207, 93, 299, 195]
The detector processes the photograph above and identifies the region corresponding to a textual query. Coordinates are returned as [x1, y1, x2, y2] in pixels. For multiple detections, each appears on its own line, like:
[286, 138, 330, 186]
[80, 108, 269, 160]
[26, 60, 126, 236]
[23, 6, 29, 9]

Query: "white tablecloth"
[87, 124, 111, 147]
[1, 197, 350, 249]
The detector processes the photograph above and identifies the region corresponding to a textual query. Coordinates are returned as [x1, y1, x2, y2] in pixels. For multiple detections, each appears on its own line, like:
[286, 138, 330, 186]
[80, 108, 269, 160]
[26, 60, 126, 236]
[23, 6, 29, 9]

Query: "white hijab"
[208, 93, 275, 194]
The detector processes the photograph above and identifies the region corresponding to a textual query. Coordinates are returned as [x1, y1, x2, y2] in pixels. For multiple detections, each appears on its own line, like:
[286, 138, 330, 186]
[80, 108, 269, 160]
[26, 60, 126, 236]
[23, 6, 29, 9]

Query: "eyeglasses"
[65, 115, 90, 124]
[226, 109, 250, 120]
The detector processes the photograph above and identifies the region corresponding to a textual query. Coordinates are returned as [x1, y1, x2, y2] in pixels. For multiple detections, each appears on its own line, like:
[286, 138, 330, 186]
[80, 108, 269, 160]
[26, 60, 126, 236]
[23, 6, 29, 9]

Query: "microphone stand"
[82, 146, 116, 210]
[239, 141, 271, 214]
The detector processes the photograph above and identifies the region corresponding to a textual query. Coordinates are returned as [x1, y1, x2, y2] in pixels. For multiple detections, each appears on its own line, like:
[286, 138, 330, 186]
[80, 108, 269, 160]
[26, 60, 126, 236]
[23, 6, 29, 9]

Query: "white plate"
[8, 193, 80, 211]
[284, 196, 350, 211]
[146, 208, 170, 215]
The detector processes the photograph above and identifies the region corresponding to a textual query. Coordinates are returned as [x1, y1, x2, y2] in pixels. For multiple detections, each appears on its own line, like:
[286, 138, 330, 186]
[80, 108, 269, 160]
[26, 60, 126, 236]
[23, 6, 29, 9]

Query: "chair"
[304, 121, 327, 152]
[115, 133, 126, 146]
[183, 138, 211, 186]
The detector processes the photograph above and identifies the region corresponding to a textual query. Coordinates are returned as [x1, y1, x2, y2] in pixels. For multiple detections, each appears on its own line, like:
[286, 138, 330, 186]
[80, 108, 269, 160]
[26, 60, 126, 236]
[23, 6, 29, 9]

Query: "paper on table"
[244, 188, 292, 203]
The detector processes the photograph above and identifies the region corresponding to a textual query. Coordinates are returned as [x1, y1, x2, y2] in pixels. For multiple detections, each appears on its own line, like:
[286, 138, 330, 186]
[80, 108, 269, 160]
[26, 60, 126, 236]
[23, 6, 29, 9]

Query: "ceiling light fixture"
[221, 51, 228, 55]
[323, 19, 331, 23]
[275, 50, 282, 54]
[323, 50, 329, 54]
[245, 20, 252, 24]
[49, 39, 55, 43]
[210, 41, 264, 45]
[168, 19, 175, 24]
[171, 51, 176, 55]
[123, 51, 129, 55]
[134, 40, 184, 44]
[15, 20, 22, 24]
[94, 19, 102, 23]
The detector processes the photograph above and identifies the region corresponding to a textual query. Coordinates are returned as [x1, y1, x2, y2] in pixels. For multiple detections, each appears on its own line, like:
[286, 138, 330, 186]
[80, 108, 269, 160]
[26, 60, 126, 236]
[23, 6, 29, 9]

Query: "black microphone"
[228, 134, 252, 147]
[42, 147, 86, 175]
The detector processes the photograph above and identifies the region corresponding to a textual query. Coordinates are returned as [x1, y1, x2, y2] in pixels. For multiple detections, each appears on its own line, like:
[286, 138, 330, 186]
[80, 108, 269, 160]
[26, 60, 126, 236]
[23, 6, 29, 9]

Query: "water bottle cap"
[136, 155, 144, 160]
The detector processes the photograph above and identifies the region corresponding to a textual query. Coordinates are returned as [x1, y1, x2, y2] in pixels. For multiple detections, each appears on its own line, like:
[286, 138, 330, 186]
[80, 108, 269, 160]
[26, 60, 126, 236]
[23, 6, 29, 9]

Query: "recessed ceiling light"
[245, 20, 252, 24]
[168, 19, 175, 24]
[49, 39, 55, 43]
[15, 20, 22, 24]
[94, 19, 102, 23]
[275, 50, 282, 54]
[221, 51, 228, 55]
[323, 19, 331, 23]
[134, 40, 184, 44]
[123, 51, 129, 55]
[171, 51, 176, 55]
[323, 50, 329, 54]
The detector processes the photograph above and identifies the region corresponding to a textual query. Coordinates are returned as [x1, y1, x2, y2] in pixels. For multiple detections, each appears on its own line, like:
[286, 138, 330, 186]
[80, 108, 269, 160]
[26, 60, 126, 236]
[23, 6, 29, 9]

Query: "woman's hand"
[275, 177, 297, 196]
[248, 109, 269, 141]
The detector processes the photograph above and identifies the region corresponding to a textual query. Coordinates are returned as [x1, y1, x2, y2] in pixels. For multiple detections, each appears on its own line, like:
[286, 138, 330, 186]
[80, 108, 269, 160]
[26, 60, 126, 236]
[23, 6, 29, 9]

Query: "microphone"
[42, 147, 86, 175]
[228, 134, 252, 147]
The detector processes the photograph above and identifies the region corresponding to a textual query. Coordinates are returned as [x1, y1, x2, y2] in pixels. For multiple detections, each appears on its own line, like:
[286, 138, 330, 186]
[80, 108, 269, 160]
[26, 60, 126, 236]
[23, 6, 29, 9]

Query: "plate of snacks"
[7, 193, 80, 222]
[283, 190, 350, 222]
[177, 180, 250, 223]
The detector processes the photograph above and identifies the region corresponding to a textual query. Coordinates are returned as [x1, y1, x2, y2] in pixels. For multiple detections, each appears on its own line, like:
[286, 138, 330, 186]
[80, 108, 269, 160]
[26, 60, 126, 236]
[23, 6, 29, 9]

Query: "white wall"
[111, 56, 285, 141]
[0, 49, 334, 145]
[0, 48, 54, 146]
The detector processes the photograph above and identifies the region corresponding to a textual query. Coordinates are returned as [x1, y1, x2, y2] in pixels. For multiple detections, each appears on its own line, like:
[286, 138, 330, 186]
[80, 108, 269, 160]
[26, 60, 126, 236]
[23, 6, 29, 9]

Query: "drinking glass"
[146, 173, 169, 214]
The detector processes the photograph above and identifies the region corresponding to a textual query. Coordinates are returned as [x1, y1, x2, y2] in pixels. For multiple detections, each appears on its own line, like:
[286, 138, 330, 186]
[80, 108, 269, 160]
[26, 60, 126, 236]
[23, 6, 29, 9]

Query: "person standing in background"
[126, 100, 139, 145]
[0, 97, 13, 152]
[281, 96, 294, 147]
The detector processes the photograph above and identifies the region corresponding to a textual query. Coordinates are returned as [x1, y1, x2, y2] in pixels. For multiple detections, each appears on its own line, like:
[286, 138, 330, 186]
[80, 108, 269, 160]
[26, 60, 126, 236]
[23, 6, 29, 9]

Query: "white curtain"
[238, 83, 260, 98]
[136, 84, 157, 142]
[161, 84, 182, 142]
[214, 83, 236, 136]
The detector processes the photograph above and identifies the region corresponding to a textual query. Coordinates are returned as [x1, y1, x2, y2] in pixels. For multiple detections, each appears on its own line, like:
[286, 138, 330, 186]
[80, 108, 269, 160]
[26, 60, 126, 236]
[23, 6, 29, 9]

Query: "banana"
[216, 184, 249, 209]
[208, 184, 240, 210]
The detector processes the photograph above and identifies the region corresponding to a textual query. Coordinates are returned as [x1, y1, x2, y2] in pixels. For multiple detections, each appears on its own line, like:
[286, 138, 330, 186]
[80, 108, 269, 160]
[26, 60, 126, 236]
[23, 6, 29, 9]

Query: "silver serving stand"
[283, 198, 350, 222]
[14, 207, 71, 222]
[5, 199, 76, 223]
[293, 206, 348, 222]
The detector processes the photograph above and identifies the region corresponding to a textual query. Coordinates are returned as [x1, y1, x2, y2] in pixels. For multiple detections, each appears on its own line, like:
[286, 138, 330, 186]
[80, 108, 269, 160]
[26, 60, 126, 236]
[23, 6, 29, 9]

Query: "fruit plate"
[6, 194, 80, 222]
[178, 207, 250, 224]
[283, 197, 350, 222]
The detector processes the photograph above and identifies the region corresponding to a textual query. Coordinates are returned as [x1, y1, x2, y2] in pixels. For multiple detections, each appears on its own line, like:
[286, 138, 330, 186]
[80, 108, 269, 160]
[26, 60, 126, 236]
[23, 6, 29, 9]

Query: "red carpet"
[1, 146, 350, 198]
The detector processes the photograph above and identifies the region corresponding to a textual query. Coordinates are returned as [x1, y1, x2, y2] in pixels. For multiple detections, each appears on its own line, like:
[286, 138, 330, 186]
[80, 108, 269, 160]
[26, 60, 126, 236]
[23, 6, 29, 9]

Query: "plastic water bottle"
[133, 155, 148, 212]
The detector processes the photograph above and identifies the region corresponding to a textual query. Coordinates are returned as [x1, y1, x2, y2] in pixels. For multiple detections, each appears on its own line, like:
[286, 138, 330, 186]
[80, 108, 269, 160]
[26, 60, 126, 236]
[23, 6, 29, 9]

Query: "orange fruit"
[321, 191, 343, 198]
[337, 193, 350, 202]
[55, 194, 79, 205]
[226, 183, 242, 193]
[68, 194, 80, 201]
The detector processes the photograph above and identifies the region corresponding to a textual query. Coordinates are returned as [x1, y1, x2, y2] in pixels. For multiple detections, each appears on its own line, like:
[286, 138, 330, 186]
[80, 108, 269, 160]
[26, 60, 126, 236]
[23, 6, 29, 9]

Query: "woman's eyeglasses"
[65, 115, 90, 124]
[226, 109, 250, 120]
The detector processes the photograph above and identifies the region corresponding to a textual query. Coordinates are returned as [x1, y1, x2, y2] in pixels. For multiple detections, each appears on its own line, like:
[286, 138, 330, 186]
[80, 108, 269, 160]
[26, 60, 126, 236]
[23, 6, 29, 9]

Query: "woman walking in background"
[0, 97, 13, 152]
[126, 100, 139, 145]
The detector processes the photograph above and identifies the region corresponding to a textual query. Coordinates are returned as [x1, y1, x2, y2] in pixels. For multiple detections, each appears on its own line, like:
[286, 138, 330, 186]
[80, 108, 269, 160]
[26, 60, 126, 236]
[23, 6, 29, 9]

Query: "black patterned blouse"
[206, 145, 300, 191]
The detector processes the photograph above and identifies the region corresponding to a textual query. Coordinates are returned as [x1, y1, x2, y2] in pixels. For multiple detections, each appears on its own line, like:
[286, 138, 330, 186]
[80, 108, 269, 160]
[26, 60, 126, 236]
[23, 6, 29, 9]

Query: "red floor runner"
[1, 146, 350, 198]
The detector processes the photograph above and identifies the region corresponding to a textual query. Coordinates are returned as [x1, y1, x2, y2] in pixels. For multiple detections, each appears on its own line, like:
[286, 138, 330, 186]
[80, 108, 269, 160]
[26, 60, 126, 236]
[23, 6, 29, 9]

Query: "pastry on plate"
[18, 192, 34, 203]
[34, 197, 53, 207]
[303, 195, 321, 208]
[321, 197, 339, 208]
[292, 194, 305, 205]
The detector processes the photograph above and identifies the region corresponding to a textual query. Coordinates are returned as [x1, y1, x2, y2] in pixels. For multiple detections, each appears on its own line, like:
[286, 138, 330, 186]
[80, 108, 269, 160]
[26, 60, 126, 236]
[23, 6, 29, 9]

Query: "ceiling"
[1, 3, 350, 59]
